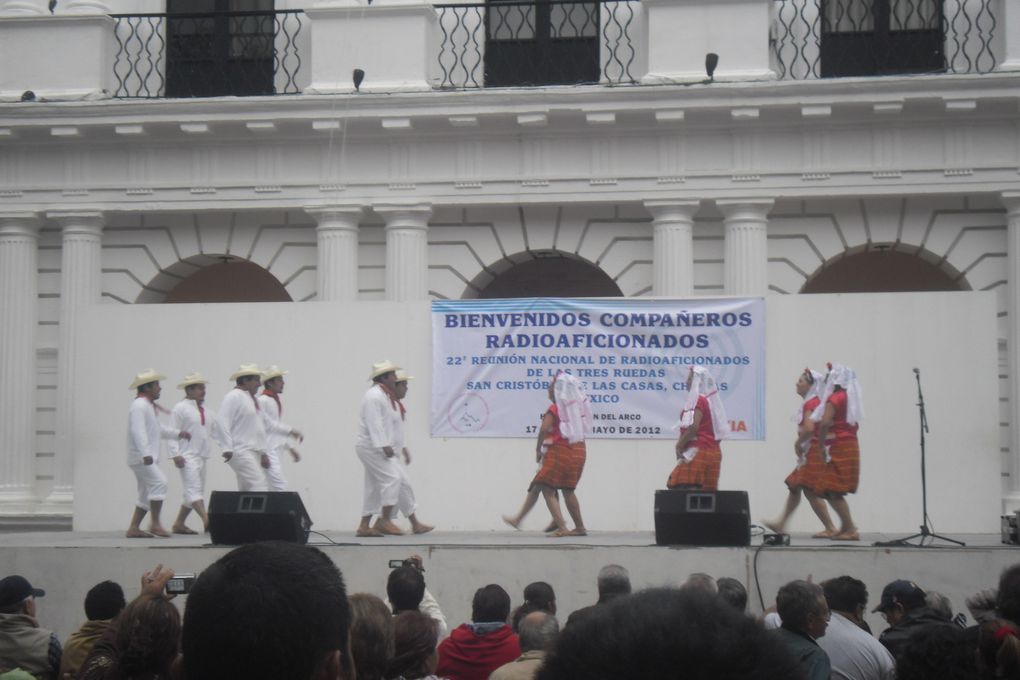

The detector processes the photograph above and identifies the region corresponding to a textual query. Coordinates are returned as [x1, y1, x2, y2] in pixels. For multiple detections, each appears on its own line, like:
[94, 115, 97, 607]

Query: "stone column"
[1002, 193, 1020, 512]
[49, 210, 104, 506]
[719, 199, 773, 297]
[0, 213, 41, 510]
[308, 205, 363, 302]
[645, 200, 699, 297]
[375, 203, 432, 301]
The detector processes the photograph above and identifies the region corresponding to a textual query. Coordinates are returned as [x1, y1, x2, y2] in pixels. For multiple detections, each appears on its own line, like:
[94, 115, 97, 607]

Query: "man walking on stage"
[168, 372, 215, 534]
[258, 365, 304, 491]
[126, 369, 190, 538]
[393, 370, 433, 535]
[356, 360, 406, 537]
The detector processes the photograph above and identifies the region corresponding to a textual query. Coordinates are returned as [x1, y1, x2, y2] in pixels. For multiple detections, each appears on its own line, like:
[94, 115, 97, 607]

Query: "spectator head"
[682, 573, 718, 595]
[822, 575, 868, 621]
[536, 588, 802, 680]
[472, 584, 511, 624]
[872, 579, 926, 626]
[512, 581, 557, 631]
[115, 594, 181, 678]
[896, 622, 978, 680]
[717, 578, 748, 613]
[518, 611, 559, 653]
[387, 610, 439, 680]
[998, 564, 1020, 624]
[978, 619, 1020, 679]
[925, 590, 954, 622]
[596, 565, 631, 603]
[84, 580, 126, 621]
[387, 566, 426, 614]
[776, 580, 829, 639]
[0, 575, 44, 616]
[348, 593, 394, 680]
[181, 541, 352, 680]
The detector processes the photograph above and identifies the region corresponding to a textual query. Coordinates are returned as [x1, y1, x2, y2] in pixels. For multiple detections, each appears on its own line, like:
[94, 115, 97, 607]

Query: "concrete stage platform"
[2, 529, 1019, 641]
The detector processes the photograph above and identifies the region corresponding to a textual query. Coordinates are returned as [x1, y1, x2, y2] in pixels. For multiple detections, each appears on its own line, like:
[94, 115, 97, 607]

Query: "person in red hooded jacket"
[436, 585, 520, 680]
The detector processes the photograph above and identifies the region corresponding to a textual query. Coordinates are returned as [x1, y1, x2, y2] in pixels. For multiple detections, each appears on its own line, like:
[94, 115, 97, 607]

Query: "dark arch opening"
[160, 257, 292, 303]
[801, 246, 968, 294]
[466, 250, 623, 299]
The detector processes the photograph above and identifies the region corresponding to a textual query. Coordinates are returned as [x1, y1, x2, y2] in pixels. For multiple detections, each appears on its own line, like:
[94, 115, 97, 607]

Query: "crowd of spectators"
[2, 546, 1020, 679]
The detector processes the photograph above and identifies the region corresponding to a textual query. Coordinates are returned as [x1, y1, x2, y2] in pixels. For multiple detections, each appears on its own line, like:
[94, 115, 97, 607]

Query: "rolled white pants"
[176, 455, 207, 506]
[130, 461, 167, 510]
[228, 451, 269, 492]
[395, 461, 417, 518]
[357, 446, 401, 516]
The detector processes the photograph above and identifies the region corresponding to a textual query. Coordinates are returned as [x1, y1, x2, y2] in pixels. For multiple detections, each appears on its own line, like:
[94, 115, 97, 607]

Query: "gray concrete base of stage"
[2, 530, 1019, 642]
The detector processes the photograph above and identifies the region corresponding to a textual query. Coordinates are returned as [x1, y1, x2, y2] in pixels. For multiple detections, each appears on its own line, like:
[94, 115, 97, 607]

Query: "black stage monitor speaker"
[654, 489, 750, 547]
[209, 491, 312, 545]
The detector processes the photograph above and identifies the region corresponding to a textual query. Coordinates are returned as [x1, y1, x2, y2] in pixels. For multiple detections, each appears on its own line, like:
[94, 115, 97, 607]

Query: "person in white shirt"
[125, 369, 190, 538]
[257, 366, 304, 491]
[168, 372, 217, 534]
[214, 364, 299, 492]
[392, 370, 433, 535]
[356, 360, 406, 538]
[818, 576, 896, 680]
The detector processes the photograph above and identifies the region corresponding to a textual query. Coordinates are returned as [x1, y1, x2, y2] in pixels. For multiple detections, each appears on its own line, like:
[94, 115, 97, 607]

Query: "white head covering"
[793, 368, 826, 424]
[552, 372, 592, 444]
[677, 366, 731, 439]
[811, 363, 863, 425]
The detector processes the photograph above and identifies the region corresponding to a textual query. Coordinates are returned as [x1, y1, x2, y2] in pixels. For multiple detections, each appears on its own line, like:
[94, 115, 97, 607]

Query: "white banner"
[431, 297, 766, 440]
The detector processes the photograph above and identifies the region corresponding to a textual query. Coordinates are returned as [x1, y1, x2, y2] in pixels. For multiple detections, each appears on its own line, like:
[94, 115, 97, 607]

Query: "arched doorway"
[801, 245, 968, 293]
[465, 250, 623, 299]
[137, 255, 292, 303]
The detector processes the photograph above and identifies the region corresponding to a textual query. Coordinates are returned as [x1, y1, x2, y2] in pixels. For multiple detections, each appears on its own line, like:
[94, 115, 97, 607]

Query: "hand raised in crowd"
[140, 563, 176, 600]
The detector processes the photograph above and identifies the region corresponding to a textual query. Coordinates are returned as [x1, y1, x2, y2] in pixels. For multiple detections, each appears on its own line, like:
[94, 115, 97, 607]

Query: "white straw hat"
[229, 364, 263, 381]
[177, 372, 209, 389]
[262, 365, 288, 381]
[129, 369, 165, 390]
[395, 370, 414, 382]
[368, 360, 401, 381]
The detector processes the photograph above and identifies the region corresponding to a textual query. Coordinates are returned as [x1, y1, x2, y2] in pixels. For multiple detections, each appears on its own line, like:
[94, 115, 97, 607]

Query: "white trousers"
[228, 451, 268, 492]
[176, 455, 207, 506]
[263, 449, 287, 492]
[395, 461, 417, 518]
[130, 461, 167, 510]
[356, 446, 401, 517]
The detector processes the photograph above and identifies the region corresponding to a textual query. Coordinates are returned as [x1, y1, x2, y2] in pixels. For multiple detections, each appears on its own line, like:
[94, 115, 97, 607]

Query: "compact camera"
[165, 573, 197, 595]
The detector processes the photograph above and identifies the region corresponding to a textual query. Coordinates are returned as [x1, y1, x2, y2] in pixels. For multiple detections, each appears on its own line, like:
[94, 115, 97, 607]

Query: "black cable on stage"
[753, 542, 768, 611]
[306, 530, 358, 546]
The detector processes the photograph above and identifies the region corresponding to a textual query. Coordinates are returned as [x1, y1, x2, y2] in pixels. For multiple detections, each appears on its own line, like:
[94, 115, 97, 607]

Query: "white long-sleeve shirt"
[356, 385, 402, 452]
[258, 391, 294, 456]
[214, 388, 291, 456]
[126, 396, 177, 466]
[168, 399, 218, 459]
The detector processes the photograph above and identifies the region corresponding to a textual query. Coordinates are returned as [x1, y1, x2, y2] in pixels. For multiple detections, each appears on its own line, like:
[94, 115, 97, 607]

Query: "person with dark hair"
[388, 610, 441, 680]
[492, 611, 559, 680]
[125, 369, 190, 538]
[181, 541, 353, 680]
[818, 576, 894, 680]
[977, 618, 1020, 679]
[436, 585, 520, 680]
[349, 594, 394, 680]
[511, 582, 556, 632]
[537, 588, 802, 680]
[998, 564, 1020, 626]
[873, 579, 952, 661]
[0, 575, 61, 680]
[59, 580, 126, 678]
[668, 366, 730, 491]
[717, 577, 748, 613]
[357, 361, 407, 537]
[385, 558, 448, 640]
[565, 564, 631, 627]
[774, 580, 831, 680]
[895, 623, 978, 680]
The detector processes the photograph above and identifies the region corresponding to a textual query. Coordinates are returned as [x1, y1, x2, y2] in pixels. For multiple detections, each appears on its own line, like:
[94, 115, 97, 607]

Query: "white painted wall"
[72, 291, 1001, 533]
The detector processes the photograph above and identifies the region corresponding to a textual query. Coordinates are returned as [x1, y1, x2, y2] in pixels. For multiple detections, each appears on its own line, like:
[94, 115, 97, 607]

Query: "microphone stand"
[874, 369, 965, 548]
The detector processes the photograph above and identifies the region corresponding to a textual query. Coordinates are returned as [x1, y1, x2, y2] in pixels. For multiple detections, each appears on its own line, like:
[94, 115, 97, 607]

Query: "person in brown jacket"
[58, 581, 126, 679]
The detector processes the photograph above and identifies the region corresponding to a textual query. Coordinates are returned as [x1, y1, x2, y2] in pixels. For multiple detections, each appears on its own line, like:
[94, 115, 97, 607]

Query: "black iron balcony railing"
[434, 0, 639, 89]
[773, 0, 997, 80]
[111, 10, 304, 98]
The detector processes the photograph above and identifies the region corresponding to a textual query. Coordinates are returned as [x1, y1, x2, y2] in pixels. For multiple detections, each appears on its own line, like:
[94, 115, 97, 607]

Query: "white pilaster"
[719, 199, 773, 297]
[308, 205, 363, 302]
[645, 200, 699, 297]
[375, 203, 432, 302]
[995, 0, 1020, 72]
[0, 213, 41, 510]
[49, 210, 104, 507]
[1002, 193, 1020, 512]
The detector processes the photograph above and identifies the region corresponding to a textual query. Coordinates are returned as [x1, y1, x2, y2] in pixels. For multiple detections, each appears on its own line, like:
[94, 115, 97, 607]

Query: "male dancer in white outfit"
[356, 361, 406, 537]
[168, 372, 216, 534]
[215, 364, 300, 492]
[257, 366, 303, 491]
[392, 370, 433, 534]
[126, 369, 190, 538]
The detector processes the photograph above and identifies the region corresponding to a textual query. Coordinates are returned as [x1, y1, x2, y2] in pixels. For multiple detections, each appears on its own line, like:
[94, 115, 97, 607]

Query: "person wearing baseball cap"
[0, 575, 61, 680]
[874, 579, 952, 660]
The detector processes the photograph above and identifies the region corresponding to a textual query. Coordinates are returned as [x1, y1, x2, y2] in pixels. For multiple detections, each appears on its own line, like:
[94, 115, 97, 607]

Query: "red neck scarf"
[261, 389, 282, 415]
[236, 386, 259, 411]
[377, 383, 405, 421]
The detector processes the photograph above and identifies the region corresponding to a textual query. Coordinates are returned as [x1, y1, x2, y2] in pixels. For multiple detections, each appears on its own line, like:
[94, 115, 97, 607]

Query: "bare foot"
[832, 530, 860, 541]
[412, 524, 434, 535]
[548, 529, 572, 538]
[543, 520, 558, 533]
[149, 526, 171, 538]
[762, 520, 784, 534]
[502, 515, 521, 530]
[812, 530, 835, 539]
[570, 528, 588, 536]
[373, 520, 404, 536]
[126, 528, 153, 538]
[356, 527, 385, 538]
[172, 525, 198, 535]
